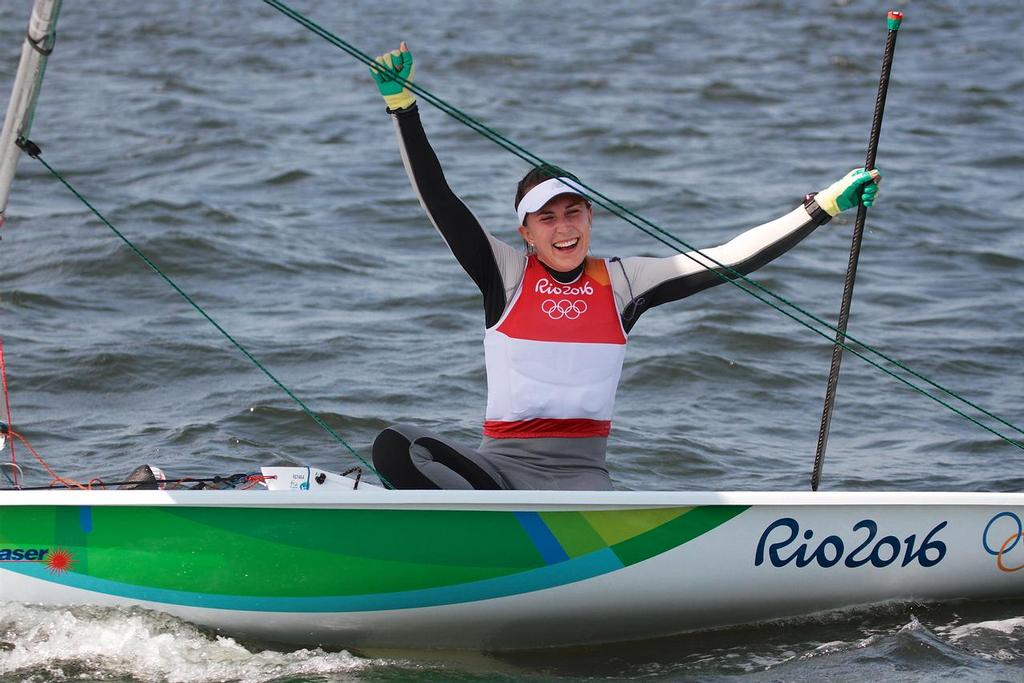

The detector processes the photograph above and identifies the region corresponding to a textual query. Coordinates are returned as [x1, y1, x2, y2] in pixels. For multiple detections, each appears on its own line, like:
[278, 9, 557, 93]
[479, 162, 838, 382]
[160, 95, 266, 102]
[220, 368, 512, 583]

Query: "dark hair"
[514, 164, 583, 209]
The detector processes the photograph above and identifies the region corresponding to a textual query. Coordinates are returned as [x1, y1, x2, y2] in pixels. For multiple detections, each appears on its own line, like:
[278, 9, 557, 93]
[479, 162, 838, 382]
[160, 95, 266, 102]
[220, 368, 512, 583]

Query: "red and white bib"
[483, 256, 627, 439]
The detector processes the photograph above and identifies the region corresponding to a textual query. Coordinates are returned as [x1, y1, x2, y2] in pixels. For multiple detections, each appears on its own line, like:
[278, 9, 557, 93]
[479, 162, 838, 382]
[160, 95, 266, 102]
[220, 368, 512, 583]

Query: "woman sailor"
[368, 44, 880, 490]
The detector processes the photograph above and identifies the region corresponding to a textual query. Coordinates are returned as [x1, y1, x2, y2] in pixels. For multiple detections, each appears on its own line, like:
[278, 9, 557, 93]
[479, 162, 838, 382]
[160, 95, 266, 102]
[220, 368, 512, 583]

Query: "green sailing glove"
[814, 168, 882, 217]
[370, 42, 415, 111]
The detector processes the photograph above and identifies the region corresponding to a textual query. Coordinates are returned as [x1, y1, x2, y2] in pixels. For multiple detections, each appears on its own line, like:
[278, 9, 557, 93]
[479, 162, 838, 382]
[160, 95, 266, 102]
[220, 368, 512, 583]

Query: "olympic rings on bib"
[541, 299, 588, 320]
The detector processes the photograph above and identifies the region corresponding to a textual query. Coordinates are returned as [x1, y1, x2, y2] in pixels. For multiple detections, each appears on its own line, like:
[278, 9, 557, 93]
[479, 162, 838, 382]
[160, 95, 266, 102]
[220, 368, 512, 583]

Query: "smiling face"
[518, 194, 593, 272]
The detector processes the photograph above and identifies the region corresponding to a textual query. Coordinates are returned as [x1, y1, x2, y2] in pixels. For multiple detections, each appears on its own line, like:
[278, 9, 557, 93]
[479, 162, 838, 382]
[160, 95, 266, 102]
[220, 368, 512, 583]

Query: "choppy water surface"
[1, 0, 1022, 680]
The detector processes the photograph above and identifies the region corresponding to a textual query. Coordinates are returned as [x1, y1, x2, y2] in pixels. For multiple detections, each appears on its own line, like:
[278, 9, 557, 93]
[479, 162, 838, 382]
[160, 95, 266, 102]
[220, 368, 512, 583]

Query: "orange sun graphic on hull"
[44, 547, 76, 574]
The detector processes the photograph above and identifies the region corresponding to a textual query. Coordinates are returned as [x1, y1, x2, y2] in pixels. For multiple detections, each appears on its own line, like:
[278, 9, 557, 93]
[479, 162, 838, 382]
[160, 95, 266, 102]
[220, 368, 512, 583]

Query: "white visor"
[516, 177, 586, 224]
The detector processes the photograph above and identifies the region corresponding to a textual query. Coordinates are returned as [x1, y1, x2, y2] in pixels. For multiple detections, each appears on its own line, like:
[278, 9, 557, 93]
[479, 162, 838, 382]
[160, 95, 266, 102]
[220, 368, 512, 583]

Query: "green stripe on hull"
[539, 510, 607, 558]
[0, 504, 748, 606]
[582, 506, 692, 546]
[612, 506, 747, 567]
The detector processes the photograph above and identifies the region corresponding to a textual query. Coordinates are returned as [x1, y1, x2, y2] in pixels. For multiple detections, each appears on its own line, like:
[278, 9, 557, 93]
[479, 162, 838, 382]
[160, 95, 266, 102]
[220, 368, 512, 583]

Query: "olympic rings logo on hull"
[983, 511, 1024, 572]
[541, 299, 588, 320]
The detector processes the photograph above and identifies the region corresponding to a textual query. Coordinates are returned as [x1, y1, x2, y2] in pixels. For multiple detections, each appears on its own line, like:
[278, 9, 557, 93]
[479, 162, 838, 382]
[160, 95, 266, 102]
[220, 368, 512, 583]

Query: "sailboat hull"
[2, 489, 1023, 650]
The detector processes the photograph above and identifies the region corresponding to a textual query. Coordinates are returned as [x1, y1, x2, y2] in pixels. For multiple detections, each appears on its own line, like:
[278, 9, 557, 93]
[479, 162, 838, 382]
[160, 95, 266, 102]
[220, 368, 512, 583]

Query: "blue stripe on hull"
[514, 511, 570, 564]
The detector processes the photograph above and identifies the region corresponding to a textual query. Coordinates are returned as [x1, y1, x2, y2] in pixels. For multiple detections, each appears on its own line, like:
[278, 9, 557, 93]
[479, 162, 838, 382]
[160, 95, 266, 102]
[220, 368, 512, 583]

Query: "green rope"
[24, 146, 390, 485]
[262, 0, 1024, 451]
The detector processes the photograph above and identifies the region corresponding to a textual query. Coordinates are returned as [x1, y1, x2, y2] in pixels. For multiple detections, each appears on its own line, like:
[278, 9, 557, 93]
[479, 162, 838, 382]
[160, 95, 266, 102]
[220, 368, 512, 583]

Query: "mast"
[0, 0, 63, 234]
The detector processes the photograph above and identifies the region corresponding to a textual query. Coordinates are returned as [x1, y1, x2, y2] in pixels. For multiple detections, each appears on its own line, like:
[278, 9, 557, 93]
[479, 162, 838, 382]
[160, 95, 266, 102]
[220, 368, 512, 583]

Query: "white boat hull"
[2, 489, 1023, 649]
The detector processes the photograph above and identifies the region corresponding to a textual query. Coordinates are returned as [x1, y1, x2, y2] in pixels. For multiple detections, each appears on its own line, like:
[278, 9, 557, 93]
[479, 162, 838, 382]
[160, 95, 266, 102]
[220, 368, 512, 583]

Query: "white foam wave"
[0, 602, 369, 682]
[939, 615, 1024, 643]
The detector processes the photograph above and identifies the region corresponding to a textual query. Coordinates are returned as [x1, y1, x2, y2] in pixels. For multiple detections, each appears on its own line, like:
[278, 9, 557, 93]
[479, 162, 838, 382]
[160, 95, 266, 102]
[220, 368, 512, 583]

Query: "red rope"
[0, 340, 108, 491]
[0, 337, 15, 466]
[8, 428, 86, 490]
[241, 474, 272, 490]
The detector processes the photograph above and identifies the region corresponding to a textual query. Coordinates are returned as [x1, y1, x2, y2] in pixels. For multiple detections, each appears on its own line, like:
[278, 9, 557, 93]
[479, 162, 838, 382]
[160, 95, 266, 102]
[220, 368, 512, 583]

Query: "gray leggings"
[372, 424, 508, 490]
[372, 424, 614, 491]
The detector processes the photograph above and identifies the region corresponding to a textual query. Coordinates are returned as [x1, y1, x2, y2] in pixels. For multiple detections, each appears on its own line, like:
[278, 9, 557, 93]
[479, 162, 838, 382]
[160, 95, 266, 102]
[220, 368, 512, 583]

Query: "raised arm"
[371, 43, 523, 327]
[610, 169, 881, 332]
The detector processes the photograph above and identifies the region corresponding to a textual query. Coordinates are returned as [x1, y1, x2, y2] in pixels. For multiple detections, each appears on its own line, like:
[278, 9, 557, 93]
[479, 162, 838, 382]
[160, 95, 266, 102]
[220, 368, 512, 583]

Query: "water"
[1, 0, 1022, 679]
